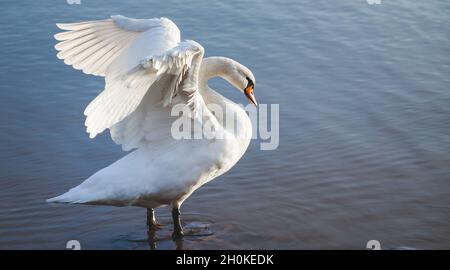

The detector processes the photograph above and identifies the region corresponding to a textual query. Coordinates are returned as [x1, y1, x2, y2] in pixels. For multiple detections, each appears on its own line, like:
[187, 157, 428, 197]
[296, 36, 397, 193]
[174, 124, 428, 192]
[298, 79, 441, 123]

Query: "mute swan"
[47, 15, 257, 239]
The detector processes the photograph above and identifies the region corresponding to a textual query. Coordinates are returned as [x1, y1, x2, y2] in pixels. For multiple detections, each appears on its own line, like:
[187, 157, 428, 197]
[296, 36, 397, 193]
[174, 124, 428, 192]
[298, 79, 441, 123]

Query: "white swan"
[47, 15, 257, 239]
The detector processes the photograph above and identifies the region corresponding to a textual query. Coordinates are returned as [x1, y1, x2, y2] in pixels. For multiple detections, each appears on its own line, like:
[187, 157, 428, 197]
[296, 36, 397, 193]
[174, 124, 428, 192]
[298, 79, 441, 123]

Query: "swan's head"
[226, 60, 257, 106]
[201, 57, 257, 106]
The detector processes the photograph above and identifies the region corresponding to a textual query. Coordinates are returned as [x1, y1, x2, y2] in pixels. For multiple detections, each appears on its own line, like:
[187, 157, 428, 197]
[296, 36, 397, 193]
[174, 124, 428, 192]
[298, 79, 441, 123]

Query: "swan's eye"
[246, 77, 254, 86]
[245, 77, 255, 91]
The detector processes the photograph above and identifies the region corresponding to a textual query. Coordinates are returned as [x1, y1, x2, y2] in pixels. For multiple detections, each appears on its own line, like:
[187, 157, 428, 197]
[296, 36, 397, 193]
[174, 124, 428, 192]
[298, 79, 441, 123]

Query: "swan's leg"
[147, 208, 162, 231]
[172, 207, 184, 240]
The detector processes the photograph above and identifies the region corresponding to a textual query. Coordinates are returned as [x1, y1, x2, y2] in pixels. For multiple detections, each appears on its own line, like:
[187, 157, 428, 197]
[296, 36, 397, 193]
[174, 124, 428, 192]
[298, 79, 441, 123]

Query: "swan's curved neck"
[199, 57, 234, 92]
[198, 57, 252, 143]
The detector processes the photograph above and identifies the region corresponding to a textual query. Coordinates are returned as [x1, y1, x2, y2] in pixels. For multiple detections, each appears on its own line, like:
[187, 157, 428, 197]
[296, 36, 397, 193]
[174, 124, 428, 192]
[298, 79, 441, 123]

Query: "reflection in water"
[146, 222, 213, 250]
[147, 229, 157, 250]
[145, 228, 183, 250]
[175, 239, 184, 251]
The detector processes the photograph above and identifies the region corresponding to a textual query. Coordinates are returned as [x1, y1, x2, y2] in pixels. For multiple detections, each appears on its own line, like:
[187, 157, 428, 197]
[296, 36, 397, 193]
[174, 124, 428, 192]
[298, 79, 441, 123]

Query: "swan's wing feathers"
[145, 40, 204, 112]
[54, 15, 180, 76]
[84, 40, 204, 140]
[84, 68, 157, 138]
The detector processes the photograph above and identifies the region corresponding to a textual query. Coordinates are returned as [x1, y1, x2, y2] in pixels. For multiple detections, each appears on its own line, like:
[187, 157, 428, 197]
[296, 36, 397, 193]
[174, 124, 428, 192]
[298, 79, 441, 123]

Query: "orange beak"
[244, 85, 257, 106]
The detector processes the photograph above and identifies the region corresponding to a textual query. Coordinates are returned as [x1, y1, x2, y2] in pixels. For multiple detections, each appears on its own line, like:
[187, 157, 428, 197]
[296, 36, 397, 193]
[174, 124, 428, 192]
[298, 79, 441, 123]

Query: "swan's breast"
[205, 104, 252, 178]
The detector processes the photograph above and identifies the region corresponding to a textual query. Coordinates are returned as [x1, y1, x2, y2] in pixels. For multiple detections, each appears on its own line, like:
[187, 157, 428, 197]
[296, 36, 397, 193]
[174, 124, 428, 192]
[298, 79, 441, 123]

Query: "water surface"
[0, 0, 449, 249]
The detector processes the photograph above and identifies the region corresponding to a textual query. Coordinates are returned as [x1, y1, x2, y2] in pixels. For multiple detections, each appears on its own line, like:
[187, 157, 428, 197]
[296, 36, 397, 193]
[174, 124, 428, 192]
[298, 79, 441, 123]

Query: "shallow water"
[0, 0, 449, 249]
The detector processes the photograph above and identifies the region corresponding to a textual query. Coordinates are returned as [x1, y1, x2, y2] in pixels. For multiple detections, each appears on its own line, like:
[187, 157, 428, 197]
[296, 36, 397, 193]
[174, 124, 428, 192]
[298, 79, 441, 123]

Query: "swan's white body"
[47, 16, 256, 209]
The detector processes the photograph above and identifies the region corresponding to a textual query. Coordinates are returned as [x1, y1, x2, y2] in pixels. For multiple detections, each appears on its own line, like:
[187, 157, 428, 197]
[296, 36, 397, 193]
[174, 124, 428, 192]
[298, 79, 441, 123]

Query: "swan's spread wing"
[55, 15, 180, 76]
[84, 40, 205, 139]
[55, 15, 207, 145]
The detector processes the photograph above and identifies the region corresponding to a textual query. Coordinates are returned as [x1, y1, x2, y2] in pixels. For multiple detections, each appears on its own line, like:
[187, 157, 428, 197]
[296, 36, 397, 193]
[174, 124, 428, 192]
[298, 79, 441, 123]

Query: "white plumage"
[48, 16, 257, 230]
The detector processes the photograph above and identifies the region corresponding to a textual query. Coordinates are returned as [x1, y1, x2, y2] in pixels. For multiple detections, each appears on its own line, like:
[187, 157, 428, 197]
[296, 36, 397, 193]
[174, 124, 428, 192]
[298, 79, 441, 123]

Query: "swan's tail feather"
[46, 195, 76, 204]
[46, 185, 131, 206]
[46, 188, 91, 204]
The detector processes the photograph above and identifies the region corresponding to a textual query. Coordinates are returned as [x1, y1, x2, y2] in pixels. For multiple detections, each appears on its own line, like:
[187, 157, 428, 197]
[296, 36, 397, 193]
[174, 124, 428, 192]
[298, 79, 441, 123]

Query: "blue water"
[0, 0, 449, 249]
